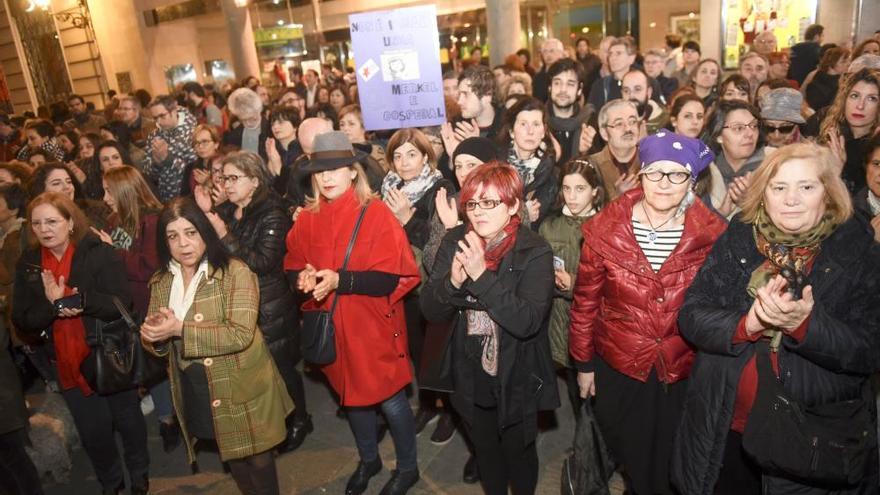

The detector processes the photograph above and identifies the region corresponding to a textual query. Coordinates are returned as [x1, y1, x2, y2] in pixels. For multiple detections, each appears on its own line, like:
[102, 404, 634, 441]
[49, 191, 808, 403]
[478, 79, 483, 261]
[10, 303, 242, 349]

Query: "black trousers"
[227, 450, 279, 495]
[714, 430, 761, 495]
[464, 404, 538, 495]
[60, 387, 149, 490]
[0, 428, 44, 495]
[267, 338, 308, 422]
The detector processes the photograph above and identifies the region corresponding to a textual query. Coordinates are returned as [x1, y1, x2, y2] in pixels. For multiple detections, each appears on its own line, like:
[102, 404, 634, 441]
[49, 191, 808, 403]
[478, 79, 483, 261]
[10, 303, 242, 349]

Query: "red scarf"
[469, 214, 521, 271]
[42, 244, 93, 395]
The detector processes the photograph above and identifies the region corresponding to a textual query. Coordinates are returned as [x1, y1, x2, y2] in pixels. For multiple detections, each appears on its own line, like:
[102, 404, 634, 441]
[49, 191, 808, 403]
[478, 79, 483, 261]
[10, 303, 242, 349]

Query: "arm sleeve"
[11, 259, 55, 334]
[337, 270, 400, 296]
[81, 245, 134, 321]
[568, 232, 607, 372]
[222, 208, 290, 276]
[419, 229, 466, 323]
[119, 216, 159, 283]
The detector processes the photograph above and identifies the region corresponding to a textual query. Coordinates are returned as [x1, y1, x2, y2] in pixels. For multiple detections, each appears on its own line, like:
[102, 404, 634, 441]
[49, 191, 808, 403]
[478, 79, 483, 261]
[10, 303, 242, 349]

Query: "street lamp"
[234, 0, 249, 6]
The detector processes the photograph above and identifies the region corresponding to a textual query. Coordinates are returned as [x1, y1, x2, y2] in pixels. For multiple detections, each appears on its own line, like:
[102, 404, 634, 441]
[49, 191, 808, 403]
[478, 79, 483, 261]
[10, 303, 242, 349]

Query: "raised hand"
[435, 187, 459, 229]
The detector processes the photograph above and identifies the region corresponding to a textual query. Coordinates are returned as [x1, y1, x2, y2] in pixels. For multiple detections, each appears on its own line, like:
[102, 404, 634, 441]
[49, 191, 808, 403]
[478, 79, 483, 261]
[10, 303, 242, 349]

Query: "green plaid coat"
[145, 259, 294, 463]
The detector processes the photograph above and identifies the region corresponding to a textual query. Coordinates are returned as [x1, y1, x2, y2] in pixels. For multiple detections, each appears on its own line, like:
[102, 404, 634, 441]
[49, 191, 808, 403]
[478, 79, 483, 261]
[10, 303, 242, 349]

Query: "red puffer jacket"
[568, 188, 726, 383]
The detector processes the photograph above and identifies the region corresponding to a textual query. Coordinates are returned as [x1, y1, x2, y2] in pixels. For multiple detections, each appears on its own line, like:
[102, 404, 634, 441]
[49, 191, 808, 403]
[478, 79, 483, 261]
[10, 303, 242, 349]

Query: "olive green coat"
[145, 259, 293, 463]
[538, 212, 590, 367]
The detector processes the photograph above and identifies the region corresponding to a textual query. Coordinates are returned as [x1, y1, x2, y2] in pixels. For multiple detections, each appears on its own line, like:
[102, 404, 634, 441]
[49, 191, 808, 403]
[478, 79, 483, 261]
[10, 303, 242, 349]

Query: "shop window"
[164, 64, 197, 92]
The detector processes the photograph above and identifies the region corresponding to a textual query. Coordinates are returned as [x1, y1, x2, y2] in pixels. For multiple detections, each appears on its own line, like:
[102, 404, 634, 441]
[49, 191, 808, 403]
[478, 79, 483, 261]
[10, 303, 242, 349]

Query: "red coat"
[568, 188, 726, 384]
[284, 189, 420, 406]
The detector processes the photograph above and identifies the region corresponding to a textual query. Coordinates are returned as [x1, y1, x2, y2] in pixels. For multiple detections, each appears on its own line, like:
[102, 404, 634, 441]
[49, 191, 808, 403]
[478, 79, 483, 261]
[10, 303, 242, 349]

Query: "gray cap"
[848, 54, 880, 73]
[760, 88, 805, 124]
[301, 131, 368, 173]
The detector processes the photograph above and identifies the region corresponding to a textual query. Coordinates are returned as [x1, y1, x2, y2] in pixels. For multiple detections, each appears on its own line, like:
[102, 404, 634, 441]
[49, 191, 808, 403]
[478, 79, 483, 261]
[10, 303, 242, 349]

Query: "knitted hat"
[452, 137, 501, 164]
[760, 88, 806, 124]
[638, 131, 714, 179]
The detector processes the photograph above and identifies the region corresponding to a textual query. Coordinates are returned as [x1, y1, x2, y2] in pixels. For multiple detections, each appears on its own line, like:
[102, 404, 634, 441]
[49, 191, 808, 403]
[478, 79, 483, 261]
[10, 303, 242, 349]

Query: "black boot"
[345, 457, 383, 495]
[462, 454, 479, 484]
[159, 420, 181, 453]
[278, 415, 313, 454]
[131, 475, 150, 495]
[378, 469, 420, 495]
[101, 481, 124, 495]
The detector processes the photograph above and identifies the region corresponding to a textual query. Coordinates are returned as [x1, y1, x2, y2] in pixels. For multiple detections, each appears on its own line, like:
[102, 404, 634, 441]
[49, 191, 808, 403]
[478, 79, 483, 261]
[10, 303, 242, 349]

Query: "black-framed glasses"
[221, 174, 246, 184]
[763, 123, 797, 134]
[604, 117, 641, 130]
[464, 199, 503, 211]
[641, 171, 691, 184]
[722, 121, 759, 133]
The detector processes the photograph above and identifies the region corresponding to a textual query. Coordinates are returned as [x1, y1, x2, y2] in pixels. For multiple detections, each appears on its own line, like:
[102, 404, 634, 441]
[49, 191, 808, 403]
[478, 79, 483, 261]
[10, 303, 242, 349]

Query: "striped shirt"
[632, 218, 684, 272]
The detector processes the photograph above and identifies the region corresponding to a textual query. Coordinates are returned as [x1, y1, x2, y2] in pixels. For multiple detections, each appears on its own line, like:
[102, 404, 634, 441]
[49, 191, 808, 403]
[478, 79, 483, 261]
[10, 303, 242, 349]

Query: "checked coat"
[144, 107, 198, 201]
[144, 258, 293, 462]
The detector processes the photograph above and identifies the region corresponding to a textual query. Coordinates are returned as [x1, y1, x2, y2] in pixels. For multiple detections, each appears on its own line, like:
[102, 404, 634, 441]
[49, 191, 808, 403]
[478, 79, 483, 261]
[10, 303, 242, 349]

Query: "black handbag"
[742, 339, 876, 486]
[300, 206, 367, 365]
[561, 399, 615, 495]
[80, 297, 167, 395]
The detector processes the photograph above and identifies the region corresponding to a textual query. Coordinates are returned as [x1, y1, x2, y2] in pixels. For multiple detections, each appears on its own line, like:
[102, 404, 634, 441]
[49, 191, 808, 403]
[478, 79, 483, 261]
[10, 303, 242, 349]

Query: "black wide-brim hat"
[300, 131, 369, 173]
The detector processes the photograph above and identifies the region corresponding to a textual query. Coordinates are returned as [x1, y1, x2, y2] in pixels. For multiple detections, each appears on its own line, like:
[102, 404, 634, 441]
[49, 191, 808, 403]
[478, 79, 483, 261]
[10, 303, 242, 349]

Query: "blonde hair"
[739, 142, 852, 226]
[305, 162, 376, 212]
[103, 166, 163, 238]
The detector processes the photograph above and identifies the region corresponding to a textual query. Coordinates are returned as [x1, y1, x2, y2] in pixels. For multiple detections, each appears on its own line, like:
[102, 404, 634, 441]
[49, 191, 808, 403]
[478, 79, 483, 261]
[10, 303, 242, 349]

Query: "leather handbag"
[300, 206, 367, 365]
[742, 339, 876, 486]
[80, 297, 167, 395]
[561, 400, 615, 495]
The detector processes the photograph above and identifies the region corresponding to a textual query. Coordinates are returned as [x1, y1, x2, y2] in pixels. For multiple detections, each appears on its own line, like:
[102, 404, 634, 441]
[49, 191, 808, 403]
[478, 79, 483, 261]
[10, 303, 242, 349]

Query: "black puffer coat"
[217, 193, 297, 353]
[671, 218, 880, 495]
[402, 178, 454, 251]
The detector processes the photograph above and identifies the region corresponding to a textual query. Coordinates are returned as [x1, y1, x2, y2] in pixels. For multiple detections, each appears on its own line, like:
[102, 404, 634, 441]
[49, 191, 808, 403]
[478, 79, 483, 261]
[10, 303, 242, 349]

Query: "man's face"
[443, 78, 459, 100]
[304, 71, 317, 87]
[541, 43, 563, 66]
[150, 105, 178, 130]
[457, 79, 486, 120]
[118, 101, 139, 124]
[621, 72, 650, 105]
[600, 105, 639, 150]
[607, 45, 634, 74]
[740, 57, 768, 87]
[576, 40, 590, 58]
[69, 98, 85, 115]
[753, 33, 777, 55]
[643, 54, 664, 78]
[493, 68, 510, 90]
[683, 48, 700, 65]
[550, 69, 581, 110]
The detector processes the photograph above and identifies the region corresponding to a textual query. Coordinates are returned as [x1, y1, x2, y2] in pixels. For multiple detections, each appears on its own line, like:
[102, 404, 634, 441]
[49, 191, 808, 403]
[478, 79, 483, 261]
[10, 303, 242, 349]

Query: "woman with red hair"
[420, 162, 559, 495]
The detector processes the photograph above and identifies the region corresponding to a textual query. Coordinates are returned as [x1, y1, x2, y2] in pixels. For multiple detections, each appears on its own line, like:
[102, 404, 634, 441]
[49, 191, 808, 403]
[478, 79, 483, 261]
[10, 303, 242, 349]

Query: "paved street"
[37, 367, 625, 494]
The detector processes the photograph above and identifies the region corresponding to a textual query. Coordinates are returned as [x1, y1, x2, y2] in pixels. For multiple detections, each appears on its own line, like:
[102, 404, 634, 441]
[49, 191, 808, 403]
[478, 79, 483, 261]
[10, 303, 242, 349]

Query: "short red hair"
[459, 161, 523, 211]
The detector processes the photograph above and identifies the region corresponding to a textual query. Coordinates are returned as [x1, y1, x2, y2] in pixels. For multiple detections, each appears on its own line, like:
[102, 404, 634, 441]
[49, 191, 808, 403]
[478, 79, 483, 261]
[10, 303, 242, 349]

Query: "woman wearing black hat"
[284, 131, 422, 495]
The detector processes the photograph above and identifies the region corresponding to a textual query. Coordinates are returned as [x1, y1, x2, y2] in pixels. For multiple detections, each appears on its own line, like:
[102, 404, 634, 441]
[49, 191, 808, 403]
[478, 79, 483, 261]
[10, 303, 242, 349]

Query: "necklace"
[640, 201, 676, 245]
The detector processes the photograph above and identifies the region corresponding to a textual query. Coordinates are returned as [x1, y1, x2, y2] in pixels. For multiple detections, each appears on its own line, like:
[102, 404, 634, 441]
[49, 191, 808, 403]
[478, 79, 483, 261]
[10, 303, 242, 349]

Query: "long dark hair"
[704, 99, 765, 154]
[499, 96, 555, 161]
[27, 162, 86, 200]
[156, 197, 230, 273]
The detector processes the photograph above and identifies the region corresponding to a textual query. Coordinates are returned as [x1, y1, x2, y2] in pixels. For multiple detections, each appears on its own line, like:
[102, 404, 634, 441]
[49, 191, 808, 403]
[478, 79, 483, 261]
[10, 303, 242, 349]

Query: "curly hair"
[459, 65, 495, 100]
[819, 68, 880, 142]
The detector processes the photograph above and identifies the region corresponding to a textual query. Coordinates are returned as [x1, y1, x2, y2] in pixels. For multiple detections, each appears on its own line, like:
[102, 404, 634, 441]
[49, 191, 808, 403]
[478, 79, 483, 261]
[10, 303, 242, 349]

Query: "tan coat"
[588, 146, 640, 202]
[145, 259, 293, 462]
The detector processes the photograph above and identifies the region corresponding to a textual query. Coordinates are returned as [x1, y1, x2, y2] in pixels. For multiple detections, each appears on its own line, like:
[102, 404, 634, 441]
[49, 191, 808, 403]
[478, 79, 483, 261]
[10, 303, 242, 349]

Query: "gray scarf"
[381, 165, 443, 204]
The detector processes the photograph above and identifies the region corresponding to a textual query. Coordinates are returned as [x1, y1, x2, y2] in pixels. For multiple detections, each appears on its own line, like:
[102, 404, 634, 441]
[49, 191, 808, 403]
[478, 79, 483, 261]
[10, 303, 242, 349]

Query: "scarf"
[465, 215, 521, 376]
[868, 190, 880, 217]
[507, 147, 542, 187]
[747, 207, 836, 349]
[43, 243, 93, 395]
[563, 205, 596, 218]
[381, 164, 443, 205]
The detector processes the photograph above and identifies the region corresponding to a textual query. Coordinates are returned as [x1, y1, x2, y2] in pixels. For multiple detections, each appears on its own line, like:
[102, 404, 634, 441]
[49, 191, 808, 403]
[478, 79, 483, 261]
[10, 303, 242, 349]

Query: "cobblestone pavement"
[40, 367, 624, 494]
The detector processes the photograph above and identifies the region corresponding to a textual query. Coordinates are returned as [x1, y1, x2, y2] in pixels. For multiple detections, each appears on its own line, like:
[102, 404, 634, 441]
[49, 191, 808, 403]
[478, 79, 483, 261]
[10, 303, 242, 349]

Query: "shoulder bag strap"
[111, 296, 138, 330]
[327, 205, 369, 317]
[753, 338, 784, 402]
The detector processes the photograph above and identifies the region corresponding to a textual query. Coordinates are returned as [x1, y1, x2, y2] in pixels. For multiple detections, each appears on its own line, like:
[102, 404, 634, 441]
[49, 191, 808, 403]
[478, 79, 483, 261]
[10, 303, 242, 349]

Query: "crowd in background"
[0, 20, 879, 495]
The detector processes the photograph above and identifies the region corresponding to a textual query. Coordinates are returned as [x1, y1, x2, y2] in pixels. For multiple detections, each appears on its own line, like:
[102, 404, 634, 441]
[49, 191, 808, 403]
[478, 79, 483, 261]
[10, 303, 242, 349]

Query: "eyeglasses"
[221, 174, 246, 184]
[194, 139, 215, 147]
[641, 171, 691, 184]
[31, 218, 64, 229]
[763, 123, 797, 134]
[464, 199, 503, 211]
[604, 117, 641, 130]
[722, 121, 759, 134]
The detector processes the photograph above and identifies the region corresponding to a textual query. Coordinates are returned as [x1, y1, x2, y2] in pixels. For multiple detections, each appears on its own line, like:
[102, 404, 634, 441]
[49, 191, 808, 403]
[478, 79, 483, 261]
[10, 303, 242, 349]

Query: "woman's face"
[861, 41, 880, 56]
[28, 154, 46, 167]
[102, 179, 117, 213]
[764, 158, 827, 235]
[270, 118, 296, 142]
[222, 163, 259, 207]
[0, 196, 16, 225]
[453, 153, 483, 186]
[78, 138, 95, 159]
[718, 109, 759, 161]
[865, 147, 880, 198]
[511, 109, 545, 156]
[762, 119, 799, 147]
[57, 134, 75, 153]
[315, 166, 356, 201]
[831, 55, 851, 75]
[768, 59, 790, 80]
[0, 169, 16, 185]
[31, 203, 71, 253]
[640, 161, 691, 214]
[26, 129, 46, 148]
[507, 82, 526, 97]
[338, 113, 366, 143]
[465, 184, 518, 240]
[329, 89, 346, 110]
[193, 129, 218, 159]
[694, 63, 719, 89]
[562, 173, 597, 216]
[392, 142, 427, 181]
[165, 217, 207, 270]
[844, 81, 880, 131]
[44, 169, 75, 200]
[721, 82, 750, 102]
[98, 146, 124, 172]
[99, 129, 115, 142]
[317, 88, 329, 104]
[671, 100, 705, 138]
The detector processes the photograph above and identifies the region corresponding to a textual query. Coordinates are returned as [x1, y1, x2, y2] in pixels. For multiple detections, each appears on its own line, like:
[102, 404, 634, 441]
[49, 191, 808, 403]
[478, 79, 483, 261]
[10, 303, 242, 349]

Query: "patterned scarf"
[747, 206, 837, 349]
[381, 164, 443, 205]
[507, 147, 541, 187]
[868, 190, 880, 217]
[465, 215, 521, 376]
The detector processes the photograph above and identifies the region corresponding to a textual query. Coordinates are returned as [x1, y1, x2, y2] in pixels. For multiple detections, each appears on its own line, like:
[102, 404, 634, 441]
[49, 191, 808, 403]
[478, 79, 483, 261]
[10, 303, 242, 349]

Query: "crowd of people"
[0, 20, 879, 495]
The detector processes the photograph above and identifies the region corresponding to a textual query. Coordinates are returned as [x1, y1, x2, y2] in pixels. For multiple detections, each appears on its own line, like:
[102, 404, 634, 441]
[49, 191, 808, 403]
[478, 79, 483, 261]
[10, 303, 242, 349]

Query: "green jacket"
[145, 259, 293, 463]
[538, 212, 590, 367]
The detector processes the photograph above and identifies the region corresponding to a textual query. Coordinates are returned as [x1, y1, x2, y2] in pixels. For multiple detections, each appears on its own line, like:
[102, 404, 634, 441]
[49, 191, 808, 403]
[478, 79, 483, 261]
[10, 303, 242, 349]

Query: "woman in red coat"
[569, 131, 726, 495]
[284, 131, 421, 495]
